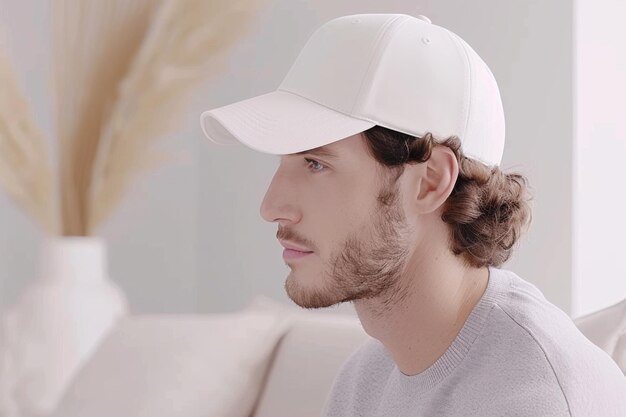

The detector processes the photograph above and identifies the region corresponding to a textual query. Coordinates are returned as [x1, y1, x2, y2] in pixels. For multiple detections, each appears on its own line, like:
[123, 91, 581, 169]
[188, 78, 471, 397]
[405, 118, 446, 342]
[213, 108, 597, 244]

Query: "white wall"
[3, 0, 621, 318]
[573, 0, 626, 317]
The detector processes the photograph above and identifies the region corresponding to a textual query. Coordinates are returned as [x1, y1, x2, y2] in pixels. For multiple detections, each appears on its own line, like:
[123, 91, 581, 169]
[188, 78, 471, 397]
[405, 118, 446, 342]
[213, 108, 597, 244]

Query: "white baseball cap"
[200, 13, 505, 166]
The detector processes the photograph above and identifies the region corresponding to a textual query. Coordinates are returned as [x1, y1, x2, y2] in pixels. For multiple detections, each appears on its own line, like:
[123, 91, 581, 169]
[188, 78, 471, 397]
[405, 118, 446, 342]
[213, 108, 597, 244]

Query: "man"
[200, 13, 626, 417]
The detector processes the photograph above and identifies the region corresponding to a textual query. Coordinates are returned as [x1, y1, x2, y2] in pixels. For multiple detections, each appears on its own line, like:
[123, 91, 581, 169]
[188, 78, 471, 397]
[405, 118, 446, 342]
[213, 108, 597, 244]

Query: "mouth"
[282, 248, 314, 260]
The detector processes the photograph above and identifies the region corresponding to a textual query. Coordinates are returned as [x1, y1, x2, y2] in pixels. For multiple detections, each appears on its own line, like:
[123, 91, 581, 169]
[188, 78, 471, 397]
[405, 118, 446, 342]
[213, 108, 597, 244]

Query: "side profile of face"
[260, 133, 423, 311]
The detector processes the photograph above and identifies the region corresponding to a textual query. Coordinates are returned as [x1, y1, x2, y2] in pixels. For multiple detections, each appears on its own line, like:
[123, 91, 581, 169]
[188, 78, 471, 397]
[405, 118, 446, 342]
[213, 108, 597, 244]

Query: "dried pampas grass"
[57, 0, 267, 235]
[53, 0, 162, 236]
[0, 35, 57, 235]
[0, 0, 266, 236]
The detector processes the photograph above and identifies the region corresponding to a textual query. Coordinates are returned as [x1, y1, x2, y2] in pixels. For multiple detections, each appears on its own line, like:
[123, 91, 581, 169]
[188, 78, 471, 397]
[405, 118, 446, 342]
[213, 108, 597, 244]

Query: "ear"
[412, 145, 459, 215]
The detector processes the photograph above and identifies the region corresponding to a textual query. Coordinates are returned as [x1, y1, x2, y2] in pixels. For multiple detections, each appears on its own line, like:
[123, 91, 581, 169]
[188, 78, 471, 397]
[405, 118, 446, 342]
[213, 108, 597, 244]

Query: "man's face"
[260, 133, 415, 311]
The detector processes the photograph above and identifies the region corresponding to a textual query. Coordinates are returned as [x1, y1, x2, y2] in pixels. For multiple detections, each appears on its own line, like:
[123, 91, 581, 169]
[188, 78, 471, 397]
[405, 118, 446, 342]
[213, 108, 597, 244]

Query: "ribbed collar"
[387, 265, 511, 392]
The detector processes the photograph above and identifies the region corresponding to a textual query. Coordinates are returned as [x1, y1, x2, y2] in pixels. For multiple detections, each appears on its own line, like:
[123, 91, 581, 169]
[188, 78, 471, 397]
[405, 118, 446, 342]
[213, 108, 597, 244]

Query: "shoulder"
[484, 268, 626, 415]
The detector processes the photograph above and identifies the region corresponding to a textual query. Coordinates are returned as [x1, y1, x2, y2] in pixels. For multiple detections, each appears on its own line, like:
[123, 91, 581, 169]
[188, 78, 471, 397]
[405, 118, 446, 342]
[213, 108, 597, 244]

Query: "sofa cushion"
[244, 295, 369, 417]
[573, 298, 626, 373]
[51, 311, 293, 417]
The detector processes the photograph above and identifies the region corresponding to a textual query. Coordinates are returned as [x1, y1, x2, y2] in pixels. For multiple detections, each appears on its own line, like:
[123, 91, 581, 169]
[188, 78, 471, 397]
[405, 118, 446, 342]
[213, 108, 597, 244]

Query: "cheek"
[305, 203, 354, 258]
[326, 202, 376, 255]
[306, 175, 379, 247]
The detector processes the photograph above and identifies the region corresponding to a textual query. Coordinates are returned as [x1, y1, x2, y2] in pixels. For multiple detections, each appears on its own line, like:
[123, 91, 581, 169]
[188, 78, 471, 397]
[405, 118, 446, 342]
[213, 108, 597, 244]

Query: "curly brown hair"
[360, 125, 533, 268]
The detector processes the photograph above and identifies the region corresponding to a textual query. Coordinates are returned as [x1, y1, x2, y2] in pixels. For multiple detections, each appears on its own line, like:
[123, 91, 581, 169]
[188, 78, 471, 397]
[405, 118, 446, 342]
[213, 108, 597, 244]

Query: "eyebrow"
[294, 146, 338, 159]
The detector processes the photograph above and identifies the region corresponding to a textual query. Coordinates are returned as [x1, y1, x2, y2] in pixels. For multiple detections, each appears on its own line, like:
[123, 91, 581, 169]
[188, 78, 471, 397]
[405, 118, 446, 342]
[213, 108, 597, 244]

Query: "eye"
[304, 158, 327, 173]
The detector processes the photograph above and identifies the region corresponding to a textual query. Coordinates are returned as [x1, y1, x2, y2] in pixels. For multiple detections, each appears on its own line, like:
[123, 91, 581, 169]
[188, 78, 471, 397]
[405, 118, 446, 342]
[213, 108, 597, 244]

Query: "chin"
[284, 272, 338, 310]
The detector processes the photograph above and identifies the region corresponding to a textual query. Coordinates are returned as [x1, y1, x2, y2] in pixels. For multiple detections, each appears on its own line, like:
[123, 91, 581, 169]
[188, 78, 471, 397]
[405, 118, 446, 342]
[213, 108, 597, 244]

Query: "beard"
[284, 174, 413, 317]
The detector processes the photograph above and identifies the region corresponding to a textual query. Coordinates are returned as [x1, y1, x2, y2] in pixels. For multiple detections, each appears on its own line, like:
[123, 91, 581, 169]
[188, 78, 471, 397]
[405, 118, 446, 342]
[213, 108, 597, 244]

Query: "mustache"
[276, 227, 316, 251]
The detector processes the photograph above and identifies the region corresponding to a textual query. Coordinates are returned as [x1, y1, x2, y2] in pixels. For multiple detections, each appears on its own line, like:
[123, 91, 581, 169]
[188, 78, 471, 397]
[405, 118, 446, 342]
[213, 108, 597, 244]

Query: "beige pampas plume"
[85, 0, 266, 235]
[53, 0, 160, 236]
[52, 0, 266, 236]
[1, 0, 265, 237]
[0, 31, 57, 235]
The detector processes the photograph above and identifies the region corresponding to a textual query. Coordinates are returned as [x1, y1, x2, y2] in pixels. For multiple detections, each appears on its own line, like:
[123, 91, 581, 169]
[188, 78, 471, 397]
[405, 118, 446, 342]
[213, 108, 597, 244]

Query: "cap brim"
[200, 89, 376, 155]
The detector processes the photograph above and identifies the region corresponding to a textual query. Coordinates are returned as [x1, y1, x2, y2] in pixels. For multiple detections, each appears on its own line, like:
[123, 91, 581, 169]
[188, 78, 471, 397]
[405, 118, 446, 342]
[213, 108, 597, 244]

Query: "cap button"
[415, 15, 432, 24]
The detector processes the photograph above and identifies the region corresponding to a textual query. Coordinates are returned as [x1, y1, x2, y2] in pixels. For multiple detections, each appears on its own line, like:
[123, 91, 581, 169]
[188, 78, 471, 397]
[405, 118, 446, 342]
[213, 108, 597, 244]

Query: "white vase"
[0, 236, 128, 417]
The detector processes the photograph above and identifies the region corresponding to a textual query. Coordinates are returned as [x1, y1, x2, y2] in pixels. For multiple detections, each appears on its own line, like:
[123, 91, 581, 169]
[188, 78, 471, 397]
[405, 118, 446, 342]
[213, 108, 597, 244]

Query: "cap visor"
[200, 89, 375, 155]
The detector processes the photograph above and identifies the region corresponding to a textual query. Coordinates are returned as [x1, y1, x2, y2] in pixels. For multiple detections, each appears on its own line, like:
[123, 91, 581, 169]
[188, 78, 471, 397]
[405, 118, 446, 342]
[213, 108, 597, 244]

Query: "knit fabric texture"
[321, 266, 626, 416]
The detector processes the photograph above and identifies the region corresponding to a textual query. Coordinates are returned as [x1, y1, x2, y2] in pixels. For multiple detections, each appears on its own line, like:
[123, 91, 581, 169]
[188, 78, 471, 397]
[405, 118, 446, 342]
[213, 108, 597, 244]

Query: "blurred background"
[0, 0, 624, 320]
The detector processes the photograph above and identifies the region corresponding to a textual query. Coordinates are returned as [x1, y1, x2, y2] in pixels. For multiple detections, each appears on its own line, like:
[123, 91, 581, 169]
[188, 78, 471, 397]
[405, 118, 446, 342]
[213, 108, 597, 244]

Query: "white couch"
[49, 295, 626, 417]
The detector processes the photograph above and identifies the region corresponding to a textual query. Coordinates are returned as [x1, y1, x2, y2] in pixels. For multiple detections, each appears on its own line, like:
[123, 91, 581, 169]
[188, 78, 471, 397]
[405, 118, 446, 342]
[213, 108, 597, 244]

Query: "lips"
[278, 239, 313, 253]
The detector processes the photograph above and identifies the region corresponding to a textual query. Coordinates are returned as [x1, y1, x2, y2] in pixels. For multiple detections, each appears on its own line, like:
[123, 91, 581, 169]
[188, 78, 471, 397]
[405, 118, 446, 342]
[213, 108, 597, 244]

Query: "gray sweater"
[321, 266, 626, 416]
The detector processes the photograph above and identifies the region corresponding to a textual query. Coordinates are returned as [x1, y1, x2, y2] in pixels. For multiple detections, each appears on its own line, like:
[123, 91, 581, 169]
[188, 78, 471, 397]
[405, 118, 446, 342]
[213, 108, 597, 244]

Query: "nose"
[259, 166, 302, 225]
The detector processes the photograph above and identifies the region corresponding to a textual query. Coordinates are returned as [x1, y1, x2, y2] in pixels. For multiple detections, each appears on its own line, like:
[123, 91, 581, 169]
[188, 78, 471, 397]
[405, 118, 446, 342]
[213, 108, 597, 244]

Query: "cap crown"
[279, 13, 505, 166]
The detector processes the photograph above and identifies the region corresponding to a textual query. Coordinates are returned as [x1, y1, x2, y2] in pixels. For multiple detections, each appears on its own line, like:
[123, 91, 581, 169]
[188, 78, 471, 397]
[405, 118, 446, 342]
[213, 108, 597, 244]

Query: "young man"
[200, 13, 626, 417]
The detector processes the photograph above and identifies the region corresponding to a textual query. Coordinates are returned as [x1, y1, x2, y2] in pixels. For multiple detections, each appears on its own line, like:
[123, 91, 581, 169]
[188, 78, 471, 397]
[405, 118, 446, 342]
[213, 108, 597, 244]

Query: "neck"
[353, 247, 490, 376]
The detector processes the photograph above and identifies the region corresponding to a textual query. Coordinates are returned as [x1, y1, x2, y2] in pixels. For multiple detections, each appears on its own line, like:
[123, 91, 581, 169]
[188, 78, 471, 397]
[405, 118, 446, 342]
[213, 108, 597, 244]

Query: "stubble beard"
[286, 177, 413, 315]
